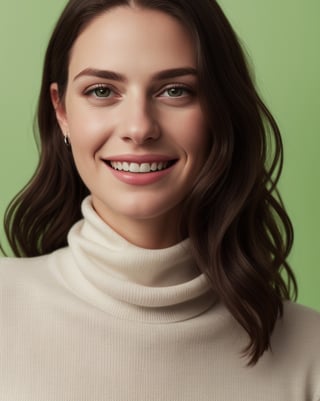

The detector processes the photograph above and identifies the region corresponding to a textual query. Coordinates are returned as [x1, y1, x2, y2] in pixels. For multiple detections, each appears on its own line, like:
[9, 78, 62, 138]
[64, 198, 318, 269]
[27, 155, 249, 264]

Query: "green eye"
[94, 86, 111, 97]
[167, 87, 185, 97]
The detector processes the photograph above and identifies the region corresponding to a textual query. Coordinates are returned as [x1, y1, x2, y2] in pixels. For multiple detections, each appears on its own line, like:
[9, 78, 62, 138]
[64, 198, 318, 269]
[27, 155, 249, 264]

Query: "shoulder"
[0, 254, 51, 294]
[0, 254, 51, 279]
[284, 300, 320, 320]
[0, 250, 69, 297]
[0, 249, 74, 321]
[279, 301, 320, 334]
[271, 301, 320, 356]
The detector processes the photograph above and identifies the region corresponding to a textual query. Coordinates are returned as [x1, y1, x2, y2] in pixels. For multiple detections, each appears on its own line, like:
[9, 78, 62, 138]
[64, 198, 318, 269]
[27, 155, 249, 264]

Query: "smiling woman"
[0, 0, 320, 400]
[50, 7, 208, 249]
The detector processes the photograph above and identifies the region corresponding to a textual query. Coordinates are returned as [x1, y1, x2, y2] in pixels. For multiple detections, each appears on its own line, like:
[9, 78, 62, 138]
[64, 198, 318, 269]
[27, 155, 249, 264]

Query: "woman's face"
[51, 6, 208, 247]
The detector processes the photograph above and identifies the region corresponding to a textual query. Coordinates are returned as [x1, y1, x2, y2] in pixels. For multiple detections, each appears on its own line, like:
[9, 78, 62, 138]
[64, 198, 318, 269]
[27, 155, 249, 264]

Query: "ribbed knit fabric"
[62, 197, 215, 323]
[0, 196, 319, 401]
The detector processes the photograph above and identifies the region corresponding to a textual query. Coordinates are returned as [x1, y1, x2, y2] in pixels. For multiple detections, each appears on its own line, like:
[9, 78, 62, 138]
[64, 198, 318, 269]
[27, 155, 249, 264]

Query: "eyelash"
[160, 84, 193, 97]
[83, 83, 194, 99]
[84, 84, 115, 98]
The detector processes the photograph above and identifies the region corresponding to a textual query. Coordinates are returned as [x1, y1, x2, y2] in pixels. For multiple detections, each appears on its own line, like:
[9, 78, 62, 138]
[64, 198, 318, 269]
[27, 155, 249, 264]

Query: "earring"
[64, 134, 70, 147]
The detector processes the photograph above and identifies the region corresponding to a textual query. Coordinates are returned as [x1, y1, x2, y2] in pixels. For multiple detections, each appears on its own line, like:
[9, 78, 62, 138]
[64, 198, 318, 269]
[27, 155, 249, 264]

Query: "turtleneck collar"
[58, 196, 215, 323]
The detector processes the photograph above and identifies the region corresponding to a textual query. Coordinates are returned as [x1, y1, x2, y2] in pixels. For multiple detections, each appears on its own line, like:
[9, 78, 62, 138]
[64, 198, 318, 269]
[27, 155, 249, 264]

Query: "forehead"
[68, 6, 197, 76]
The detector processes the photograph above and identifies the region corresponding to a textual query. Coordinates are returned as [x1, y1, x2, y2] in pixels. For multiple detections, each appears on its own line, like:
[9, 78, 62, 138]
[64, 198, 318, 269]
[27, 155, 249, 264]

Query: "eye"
[84, 84, 113, 98]
[160, 85, 192, 98]
[94, 86, 112, 98]
[167, 87, 186, 97]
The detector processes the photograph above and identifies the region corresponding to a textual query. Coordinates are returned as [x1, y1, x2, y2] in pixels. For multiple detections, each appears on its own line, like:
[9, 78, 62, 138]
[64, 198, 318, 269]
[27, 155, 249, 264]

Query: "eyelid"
[81, 82, 195, 99]
[157, 82, 194, 96]
[83, 83, 118, 97]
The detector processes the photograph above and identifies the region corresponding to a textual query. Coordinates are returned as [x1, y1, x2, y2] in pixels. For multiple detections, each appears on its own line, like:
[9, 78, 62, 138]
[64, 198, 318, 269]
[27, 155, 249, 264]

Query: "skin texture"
[51, 6, 208, 249]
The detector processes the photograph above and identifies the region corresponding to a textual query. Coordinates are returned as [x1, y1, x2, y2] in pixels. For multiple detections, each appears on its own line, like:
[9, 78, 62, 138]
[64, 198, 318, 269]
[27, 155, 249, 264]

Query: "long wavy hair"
[2, 0, 297, 364]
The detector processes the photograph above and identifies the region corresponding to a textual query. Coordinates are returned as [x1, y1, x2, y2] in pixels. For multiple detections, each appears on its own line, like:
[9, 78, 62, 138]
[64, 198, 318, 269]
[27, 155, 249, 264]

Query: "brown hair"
[2, 0, 297, 365]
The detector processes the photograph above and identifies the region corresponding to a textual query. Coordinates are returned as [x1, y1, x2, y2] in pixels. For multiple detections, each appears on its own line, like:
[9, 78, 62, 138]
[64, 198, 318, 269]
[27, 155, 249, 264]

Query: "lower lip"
[105, 162, 175, 186]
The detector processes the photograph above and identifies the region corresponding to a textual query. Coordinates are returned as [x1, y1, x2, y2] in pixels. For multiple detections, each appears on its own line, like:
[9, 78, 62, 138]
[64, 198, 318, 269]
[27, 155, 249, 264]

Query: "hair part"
[2, 0, 297, 365]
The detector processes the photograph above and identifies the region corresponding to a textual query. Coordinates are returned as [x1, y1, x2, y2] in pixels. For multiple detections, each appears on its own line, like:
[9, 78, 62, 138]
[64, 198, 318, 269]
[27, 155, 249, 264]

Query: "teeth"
[140, 163, 151, 173]
[151, 162, 157, 171]
[110, 161, 169, 173]
[130, 163, 140, 173]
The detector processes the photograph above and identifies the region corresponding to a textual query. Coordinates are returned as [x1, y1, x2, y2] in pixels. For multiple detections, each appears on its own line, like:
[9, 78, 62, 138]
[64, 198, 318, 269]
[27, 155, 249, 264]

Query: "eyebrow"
[73, 67, 197, 82]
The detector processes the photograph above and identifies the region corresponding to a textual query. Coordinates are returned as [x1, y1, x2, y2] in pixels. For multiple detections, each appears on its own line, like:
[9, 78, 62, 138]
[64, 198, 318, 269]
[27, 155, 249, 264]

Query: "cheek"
[66, 102, 112, 151]
[167, 108, 208, 154]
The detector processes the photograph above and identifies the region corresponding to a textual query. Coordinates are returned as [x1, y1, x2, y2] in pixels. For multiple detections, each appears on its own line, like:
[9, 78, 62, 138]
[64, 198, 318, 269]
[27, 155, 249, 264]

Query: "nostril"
[120, 121, 161, 144]
[121, 134, 158, 145]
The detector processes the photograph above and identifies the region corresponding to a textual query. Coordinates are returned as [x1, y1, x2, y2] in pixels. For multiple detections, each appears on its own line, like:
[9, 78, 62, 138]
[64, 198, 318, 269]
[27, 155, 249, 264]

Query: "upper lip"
[102, 154, 178, 163]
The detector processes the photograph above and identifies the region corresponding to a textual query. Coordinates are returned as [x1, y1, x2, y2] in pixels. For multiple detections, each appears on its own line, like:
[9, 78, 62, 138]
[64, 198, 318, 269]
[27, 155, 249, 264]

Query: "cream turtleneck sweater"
[0, 197, 319, 401]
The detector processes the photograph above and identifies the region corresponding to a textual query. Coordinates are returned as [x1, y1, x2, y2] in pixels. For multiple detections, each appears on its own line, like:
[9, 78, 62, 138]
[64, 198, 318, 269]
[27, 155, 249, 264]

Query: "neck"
[92, 199, 183, 249]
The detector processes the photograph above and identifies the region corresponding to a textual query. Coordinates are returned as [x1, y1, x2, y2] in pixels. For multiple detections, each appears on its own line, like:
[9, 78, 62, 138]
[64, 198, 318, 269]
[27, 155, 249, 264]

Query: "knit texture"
[0, 197, 319, 400]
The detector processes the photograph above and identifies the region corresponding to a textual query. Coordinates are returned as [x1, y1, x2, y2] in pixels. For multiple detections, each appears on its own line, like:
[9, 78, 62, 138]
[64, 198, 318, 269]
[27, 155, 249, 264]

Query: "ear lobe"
[50, 82, 69, 135]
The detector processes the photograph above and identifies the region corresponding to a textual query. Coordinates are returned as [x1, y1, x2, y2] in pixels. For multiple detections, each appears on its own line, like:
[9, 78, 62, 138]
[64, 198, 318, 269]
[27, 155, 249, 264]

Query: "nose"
[118, 95, 160, 145]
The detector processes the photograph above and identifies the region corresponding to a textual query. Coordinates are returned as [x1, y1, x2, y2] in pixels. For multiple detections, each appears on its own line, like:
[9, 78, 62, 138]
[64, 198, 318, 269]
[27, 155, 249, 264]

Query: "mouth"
[105, 160, 177, 173]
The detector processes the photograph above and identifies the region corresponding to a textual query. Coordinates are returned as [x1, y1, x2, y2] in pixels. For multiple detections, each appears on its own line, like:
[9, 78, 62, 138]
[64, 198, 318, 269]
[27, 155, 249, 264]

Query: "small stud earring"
[64, 134, 70, 147]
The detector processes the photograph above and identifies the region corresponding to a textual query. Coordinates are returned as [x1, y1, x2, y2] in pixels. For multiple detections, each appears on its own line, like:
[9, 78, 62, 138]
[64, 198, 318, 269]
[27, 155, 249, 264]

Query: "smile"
[108, 161, 176, 173]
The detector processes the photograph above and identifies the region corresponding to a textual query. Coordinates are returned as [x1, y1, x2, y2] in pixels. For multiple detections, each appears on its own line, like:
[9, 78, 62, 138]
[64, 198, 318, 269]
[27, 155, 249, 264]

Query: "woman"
[1, 0, 319, 400]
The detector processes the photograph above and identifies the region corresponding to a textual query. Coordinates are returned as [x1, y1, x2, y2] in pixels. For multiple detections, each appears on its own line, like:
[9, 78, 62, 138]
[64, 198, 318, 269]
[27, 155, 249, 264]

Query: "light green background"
[0, 1, 319, 310]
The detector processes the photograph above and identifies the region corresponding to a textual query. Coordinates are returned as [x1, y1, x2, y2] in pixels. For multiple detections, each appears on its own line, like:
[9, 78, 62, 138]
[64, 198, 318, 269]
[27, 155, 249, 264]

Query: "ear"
[50, 82, 69, 135]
